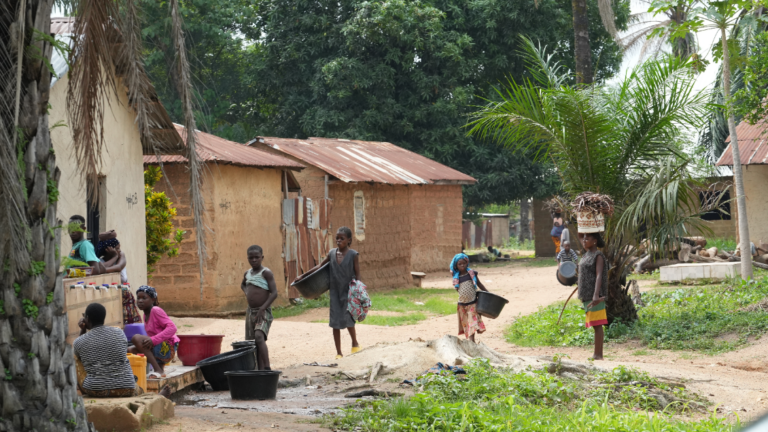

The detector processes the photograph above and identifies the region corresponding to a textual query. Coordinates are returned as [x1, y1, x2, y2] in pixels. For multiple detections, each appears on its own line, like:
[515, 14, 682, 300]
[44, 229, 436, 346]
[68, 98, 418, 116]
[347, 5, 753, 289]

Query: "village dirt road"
[160, 261, 768, 431]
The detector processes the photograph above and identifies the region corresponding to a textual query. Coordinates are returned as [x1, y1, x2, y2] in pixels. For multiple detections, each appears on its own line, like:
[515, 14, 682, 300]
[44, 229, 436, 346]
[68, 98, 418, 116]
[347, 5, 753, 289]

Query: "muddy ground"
[152, 261, 768, 431]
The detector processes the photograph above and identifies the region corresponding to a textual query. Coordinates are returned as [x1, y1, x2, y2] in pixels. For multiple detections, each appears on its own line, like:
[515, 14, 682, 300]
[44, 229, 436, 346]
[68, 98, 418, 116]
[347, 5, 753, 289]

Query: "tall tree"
[573, 0, 595, 83]
[470, 50, 712, 323]
[1, 0, 92, 428]
[654, 0, 759, 279]
[243, 0, 627, 206]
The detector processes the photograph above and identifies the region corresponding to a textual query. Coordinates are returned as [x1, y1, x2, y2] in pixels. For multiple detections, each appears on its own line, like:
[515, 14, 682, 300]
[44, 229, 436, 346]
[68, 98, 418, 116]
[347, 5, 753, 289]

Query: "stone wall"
[146, 164, 288, 314]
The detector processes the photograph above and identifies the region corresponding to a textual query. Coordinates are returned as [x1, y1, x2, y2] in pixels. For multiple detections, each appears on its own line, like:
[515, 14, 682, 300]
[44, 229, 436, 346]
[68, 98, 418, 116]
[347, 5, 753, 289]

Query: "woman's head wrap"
[450, 253, 477, 289]
[137, 285, 158, 305]
[96, 238, 120, 258]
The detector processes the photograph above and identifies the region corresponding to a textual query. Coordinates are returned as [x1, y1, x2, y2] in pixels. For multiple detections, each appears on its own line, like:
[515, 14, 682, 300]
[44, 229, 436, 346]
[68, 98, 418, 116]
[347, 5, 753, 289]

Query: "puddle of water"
[176, 386, 351, 416]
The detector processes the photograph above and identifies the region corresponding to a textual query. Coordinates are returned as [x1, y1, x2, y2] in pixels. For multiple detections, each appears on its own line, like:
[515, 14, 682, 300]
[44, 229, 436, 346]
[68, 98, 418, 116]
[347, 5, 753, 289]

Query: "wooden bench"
[147, 365, 204, 394]
[411, 272, 426, 287]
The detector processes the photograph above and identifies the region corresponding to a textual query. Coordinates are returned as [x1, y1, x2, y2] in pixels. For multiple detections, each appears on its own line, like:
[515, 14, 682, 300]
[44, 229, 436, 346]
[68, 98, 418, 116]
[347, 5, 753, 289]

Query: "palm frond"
[170, 0, 208, 300]
[67, 0, 120, 204]
[598, 0, 621, 45]
[517, 36, 569, 88]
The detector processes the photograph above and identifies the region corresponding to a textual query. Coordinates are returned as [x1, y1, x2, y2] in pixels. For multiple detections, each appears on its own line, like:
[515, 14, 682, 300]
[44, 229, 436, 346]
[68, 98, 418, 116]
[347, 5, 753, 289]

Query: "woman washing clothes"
[128, 286, 179, 378]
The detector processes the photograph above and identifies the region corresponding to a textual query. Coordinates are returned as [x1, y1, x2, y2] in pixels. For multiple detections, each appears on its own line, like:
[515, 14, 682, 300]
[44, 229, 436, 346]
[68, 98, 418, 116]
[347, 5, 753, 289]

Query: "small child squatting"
[241, 245, 278, 370]
[557, 241, 579, 268]
[297, 227, 361, 359]
[451, 253, 489, 343]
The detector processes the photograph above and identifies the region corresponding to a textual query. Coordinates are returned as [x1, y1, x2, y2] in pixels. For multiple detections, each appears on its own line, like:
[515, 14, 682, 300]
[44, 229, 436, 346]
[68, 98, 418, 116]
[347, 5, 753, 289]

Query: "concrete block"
[83, 393, 174, 432]
[659, 262, 740, 282]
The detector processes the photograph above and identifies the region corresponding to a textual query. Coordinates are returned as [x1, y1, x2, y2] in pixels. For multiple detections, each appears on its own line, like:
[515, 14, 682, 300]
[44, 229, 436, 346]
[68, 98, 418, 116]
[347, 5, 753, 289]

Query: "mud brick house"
[50, 17, 183, 289]
[247, 137, 477, 291]
[717, 120, 768, 245]
[145, 126, 304, 314]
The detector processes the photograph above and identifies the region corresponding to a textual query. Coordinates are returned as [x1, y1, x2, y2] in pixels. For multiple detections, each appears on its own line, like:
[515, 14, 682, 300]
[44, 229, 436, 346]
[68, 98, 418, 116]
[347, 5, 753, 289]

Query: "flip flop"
[351, 346, 361, 354]
[147, 372, 165, 379]
[335, 354, 343, 359]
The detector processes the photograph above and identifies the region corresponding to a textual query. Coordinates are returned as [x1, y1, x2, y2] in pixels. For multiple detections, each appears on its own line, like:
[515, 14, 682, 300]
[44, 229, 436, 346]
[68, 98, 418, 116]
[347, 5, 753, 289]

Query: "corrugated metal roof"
[144, 125, 305, 170]
[716, 120, 768, 166]
[248, 137, 476, 185]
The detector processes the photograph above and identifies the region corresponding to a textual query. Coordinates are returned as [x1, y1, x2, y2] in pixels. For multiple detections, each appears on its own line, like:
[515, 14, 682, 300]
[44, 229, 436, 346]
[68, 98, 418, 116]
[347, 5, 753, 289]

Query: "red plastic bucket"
[177, 335, 224, 366]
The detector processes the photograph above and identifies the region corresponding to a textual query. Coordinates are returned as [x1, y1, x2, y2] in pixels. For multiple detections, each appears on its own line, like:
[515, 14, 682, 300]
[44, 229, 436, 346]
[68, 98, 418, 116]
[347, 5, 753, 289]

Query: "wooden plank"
[146, 366, 204, 393]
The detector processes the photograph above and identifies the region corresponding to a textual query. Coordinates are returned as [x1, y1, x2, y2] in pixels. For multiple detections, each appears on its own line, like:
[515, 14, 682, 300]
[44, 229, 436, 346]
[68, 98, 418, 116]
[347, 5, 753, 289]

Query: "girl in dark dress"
[297, 227, 361, 359]
[577, 232, 608, 360]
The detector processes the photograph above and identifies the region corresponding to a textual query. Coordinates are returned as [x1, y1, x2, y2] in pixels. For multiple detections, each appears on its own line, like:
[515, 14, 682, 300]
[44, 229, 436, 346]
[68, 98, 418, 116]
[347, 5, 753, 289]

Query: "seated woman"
[74, 303, 142, 397]
[128, 286, 179, 378]
[97, 230, 128, 284]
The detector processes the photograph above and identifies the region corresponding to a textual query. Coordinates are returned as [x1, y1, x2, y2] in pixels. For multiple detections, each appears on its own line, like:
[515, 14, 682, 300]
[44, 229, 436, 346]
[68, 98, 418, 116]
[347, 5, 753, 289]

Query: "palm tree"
[621, 0, 702, 59]
[1, 0, 206, 428]
[469, 40, 712, 323]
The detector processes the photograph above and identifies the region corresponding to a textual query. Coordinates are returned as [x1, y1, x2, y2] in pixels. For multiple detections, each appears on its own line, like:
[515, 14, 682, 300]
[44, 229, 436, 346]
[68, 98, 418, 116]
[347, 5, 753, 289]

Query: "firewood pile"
[633, 238, 768, 273]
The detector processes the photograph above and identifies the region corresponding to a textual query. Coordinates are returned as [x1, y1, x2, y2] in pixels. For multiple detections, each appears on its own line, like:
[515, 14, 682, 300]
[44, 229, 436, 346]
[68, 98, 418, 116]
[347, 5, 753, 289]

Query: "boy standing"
[241, 245, 278, 370]
[67, 215, 105, 274]
[556, 241, 579, 268]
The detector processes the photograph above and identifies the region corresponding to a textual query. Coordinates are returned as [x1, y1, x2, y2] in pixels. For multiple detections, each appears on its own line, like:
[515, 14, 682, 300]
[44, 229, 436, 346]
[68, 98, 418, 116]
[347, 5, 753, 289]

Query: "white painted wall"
[49, 74, 148, 289]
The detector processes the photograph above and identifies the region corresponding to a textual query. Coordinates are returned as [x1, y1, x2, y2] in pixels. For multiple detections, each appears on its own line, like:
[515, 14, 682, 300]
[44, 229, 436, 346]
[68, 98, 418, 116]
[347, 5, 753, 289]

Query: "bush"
[145, 167, 185, 276]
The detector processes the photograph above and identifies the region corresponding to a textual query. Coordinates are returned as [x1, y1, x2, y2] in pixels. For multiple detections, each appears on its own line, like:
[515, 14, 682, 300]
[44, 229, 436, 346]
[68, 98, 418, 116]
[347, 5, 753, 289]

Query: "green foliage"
[0, 300, 5, 315]
[4, 370, 10, 381]
[736, 31, 768, 125]
[13, 284, 20, 297]
[708, 237, 738, 252]
[506, 237, 535, 251]
[144, 167, 184, 276]
[326, 360, 726, 431]
[28, 261, 45, 276]
[142, 0, 629, 207]
[46, 293, 54, 305]
[27, 353, 35, 359]
[507, 276, 768, 354]
[22, 300, 39, 320]
[46, 175, 59, 204]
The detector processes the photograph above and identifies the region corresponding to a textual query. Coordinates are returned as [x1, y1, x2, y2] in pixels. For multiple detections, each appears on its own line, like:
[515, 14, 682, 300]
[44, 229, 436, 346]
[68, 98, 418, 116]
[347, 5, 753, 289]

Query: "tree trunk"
[721, 27, 753, 280]
[572, 0, 593, 85]
[1, 1, 92, 430]
[519, 199, 531, 242]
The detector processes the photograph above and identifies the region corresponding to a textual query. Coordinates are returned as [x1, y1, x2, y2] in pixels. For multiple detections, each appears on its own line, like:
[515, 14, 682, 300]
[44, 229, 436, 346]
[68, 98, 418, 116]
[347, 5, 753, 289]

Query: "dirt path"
[171, 261, 768, 425]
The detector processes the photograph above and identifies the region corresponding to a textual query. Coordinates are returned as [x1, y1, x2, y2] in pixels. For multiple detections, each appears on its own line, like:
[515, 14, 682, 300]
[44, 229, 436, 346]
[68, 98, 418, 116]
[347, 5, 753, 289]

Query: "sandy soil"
[167, 261, 768, 429]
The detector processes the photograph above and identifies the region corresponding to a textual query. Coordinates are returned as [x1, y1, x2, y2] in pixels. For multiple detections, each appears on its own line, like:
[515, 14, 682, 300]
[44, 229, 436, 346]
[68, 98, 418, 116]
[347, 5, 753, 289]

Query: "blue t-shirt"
[69, 240, 98, 267]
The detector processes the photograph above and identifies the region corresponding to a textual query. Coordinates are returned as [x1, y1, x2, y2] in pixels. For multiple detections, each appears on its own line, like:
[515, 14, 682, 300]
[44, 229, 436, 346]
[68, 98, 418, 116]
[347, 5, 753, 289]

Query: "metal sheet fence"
[282, 198, 333, 298]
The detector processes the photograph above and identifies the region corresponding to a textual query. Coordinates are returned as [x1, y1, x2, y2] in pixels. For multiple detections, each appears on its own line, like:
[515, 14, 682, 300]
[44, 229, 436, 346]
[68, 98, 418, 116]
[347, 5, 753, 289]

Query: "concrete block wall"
[146, 164, 288, 314]
[409, 185, 463, 273]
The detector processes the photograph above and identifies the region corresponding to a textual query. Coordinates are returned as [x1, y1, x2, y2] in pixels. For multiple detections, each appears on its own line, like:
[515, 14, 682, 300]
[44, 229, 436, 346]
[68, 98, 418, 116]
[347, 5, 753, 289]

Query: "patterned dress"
[456, 272, 486, 338]
[577, 249, 609, 328]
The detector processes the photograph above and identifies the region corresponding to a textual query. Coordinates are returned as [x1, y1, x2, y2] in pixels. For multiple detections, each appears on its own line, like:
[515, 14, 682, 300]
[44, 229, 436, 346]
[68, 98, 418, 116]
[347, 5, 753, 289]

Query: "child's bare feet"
[158, 385, 172, 398]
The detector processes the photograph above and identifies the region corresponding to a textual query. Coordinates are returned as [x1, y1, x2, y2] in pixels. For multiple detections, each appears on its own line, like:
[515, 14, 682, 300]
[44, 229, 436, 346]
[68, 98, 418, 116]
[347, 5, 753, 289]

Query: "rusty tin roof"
[248, 137, 476, 185]
[716, 120, 768, 166]
[144, 125, 305, 170]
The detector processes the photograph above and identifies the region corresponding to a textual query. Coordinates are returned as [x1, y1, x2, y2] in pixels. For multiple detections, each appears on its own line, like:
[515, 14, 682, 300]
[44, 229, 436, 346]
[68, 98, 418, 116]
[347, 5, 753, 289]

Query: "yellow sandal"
[335, 354, 343, 359]
[351, 346, 361, 354]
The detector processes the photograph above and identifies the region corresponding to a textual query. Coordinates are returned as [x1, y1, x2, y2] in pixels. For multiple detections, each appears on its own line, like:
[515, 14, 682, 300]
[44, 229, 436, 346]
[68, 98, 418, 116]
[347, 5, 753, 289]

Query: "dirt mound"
[739, 298, 768, 313]
[331, 335, 540, 380]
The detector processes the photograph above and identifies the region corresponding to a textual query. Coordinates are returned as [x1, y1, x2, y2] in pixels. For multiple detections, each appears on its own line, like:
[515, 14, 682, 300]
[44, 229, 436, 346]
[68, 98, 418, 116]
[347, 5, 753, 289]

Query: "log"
[699, 249, 710, 258]
[688, 254, 723, 263]
[369, 362, 383, 384]
[678, 244, 692, 263]
[634, 255, 651, 273]
[641, 259, 680, 272]
[706, 247, 718, 258]
[683, 236, 707, 248]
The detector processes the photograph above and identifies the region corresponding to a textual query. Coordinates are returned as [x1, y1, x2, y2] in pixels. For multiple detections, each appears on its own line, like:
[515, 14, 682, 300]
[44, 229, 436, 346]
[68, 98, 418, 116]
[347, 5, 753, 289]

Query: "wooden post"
[324, 174, 329, 199]
[283, 170, 289, 199]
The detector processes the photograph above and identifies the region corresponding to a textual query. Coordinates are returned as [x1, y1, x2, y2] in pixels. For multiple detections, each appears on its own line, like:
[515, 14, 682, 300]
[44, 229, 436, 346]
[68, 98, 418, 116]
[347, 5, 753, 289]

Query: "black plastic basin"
[232, 341, 258, 364]
[476, 291, 509, 319]
[225, 370, 282, 400]
[556, 261, 578, 286]
[290, 263, 330, 299]
[196, 346, 256, 391]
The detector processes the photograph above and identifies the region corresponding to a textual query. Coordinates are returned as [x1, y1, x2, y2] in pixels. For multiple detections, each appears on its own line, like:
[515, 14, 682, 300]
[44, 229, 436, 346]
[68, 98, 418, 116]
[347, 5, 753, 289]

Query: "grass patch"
[312, 313, 429, 326]
[272, 294, 330, 319]
[506, 276, 768, 354]
[632, 349, 649, 356]
[325, 360, 727, 432]
[519, 257, 558, 267]
[370, 288, 457, 316]
[628, 270, 660, 281]
[708, 237, 737, 252]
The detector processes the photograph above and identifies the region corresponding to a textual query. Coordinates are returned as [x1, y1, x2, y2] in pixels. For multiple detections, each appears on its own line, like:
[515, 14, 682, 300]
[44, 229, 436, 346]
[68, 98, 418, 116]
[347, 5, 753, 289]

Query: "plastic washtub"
[290, 263, 330, 299]
[196, 346, 256, 390]
[176, 335, 224, 366]
[475, 291, 509, 319]
[226, 370, 282, 400]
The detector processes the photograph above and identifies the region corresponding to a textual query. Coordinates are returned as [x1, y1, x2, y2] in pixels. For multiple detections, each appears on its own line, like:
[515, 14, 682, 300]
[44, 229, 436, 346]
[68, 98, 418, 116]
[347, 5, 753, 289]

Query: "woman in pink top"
[128, 286, 179, 377]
